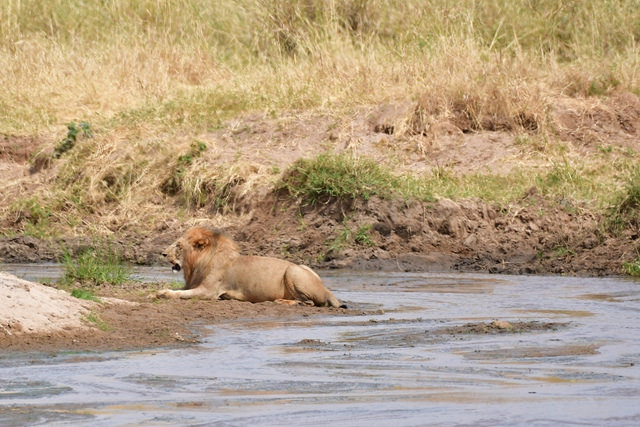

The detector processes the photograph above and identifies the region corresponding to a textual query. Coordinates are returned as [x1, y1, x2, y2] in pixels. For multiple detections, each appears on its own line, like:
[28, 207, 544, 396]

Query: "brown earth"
[2, 191, 636, 276]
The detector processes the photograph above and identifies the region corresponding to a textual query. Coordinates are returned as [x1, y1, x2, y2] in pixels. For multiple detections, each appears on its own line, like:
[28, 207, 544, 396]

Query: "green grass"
[277, 152, 640, 213]
[60, 248, 130, 286]
[71, 288, 101, 302]
[85, 311, 109, 331]
[607, 166, 640, 232]
[278, 152, 429, 203]
[354, 225, 375, 246]
[623, 256, 640, 277]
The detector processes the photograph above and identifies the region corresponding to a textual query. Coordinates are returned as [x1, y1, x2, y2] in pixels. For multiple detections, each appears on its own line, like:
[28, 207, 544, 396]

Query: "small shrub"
[60, 248, 130, 286]
[53, 121, 92, 158]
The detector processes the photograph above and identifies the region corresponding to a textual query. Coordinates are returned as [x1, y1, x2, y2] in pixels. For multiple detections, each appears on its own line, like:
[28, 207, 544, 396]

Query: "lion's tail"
[328, 293, 347, 309]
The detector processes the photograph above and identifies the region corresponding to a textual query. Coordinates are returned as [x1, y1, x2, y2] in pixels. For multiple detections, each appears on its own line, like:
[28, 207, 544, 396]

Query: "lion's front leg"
[156, 286, 215, 300]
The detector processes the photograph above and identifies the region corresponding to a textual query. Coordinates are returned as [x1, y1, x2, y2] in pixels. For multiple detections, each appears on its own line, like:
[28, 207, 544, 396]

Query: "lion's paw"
[155, 289, 174, 299]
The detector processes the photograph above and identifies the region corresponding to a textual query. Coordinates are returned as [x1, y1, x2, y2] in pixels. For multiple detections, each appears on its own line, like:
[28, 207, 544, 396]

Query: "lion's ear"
[194, 238, 210, 250]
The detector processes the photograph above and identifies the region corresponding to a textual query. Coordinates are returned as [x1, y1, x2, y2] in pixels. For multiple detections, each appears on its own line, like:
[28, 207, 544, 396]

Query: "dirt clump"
[436, 320, 566, 336]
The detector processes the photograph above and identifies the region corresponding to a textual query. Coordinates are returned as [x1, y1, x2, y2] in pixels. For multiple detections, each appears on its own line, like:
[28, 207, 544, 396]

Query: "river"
[1, 267, 639, 426]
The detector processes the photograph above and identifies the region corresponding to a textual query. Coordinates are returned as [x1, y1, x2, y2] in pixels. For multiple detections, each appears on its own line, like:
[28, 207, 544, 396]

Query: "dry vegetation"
[1, 0, 639, 273]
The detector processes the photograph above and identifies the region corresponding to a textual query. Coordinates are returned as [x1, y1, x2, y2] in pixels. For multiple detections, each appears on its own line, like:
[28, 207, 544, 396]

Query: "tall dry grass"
[2, 0, 639, 133]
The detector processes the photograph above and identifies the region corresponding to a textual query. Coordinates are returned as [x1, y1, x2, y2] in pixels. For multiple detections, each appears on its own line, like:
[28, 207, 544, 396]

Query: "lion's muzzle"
[162, 248, 182, 273]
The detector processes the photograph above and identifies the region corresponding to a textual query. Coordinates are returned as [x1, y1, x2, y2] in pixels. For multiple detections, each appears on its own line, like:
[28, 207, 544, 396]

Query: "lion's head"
[162, 239, 183, 272]
[162, 226, 238, 289]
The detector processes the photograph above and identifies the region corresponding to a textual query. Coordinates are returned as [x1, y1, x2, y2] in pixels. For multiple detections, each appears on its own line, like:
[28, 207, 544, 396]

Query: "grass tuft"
[85, 311, 109, 331]
[71, 288, 101, 302]
[623, 256, 640, 277]
[60, 248, 130, 286]
[607, 166, 640, 232]
[278, 152, 401, 203]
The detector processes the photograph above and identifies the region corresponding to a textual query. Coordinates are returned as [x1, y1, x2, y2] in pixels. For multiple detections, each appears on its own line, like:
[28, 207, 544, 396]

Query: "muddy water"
[1, 270, 640, 426]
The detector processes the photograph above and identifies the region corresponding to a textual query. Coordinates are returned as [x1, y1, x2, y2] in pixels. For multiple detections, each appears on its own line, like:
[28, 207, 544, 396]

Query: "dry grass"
[2, 0, 639, 133]
[1, 0, 640, 238]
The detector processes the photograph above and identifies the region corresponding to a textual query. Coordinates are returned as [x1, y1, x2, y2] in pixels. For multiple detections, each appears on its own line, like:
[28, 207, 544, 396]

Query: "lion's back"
[224, 255, 292, 290]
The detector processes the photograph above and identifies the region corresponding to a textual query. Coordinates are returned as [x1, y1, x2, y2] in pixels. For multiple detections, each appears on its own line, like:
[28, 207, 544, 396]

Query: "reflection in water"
[1, 269, 640, 426]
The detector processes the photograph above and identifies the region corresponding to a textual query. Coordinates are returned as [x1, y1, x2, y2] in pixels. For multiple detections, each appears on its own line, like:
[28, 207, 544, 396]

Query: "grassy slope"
[1, 1, 639, 270]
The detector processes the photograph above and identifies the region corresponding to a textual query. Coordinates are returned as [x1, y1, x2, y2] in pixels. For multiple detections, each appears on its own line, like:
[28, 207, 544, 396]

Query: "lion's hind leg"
[283, 265, 343, 308]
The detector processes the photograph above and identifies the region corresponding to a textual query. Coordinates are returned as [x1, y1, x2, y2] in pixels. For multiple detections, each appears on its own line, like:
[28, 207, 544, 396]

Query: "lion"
[157, 226, 345, 308]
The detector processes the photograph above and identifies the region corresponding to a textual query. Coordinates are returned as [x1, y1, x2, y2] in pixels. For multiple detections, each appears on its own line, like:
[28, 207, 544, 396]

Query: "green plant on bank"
[623, 256, 640, 277]
[279, 152, 407, 203]
[85, 311, 109, 331]
[354, 225, 375, 246]
[329, 221, 375, 253]
[553, 245, 575, 257]
[161, 141, 207, 196]
[53, 121, 92, 158]
[607, 166, 640, 233]
[278, 152, 540, 206]
[9, 197, 52, 239]
[60, 248, 130, 286]
[71, 288, 101, 302]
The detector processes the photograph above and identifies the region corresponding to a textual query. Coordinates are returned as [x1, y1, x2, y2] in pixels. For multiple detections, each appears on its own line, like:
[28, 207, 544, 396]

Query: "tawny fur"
[157, 226, 344, 307]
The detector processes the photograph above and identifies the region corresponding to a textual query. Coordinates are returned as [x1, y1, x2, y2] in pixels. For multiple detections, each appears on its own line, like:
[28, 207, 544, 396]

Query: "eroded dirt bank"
[2, 98, 639, 276]
[1, 192, 637, 276]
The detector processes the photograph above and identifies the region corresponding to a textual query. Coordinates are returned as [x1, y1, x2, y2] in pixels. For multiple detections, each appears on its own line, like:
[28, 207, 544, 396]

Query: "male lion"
[157, 226, 345, 308]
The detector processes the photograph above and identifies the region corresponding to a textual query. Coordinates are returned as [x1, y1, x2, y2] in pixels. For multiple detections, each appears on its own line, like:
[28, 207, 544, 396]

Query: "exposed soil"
[233, 191, 639, 276]
[2, 190, 637, 276]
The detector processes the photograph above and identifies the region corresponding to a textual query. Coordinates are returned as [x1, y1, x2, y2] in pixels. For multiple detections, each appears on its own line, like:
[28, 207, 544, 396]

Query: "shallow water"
[1, 268, 640, 426]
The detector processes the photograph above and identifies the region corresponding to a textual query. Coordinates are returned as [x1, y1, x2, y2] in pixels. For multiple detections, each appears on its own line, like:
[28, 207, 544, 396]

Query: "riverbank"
[0, 271, 350, 352]
[1, 186, 638, 276]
